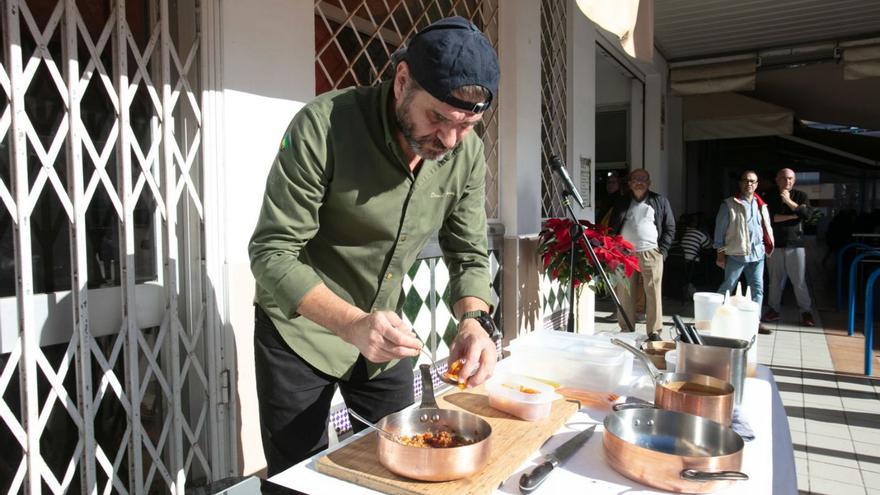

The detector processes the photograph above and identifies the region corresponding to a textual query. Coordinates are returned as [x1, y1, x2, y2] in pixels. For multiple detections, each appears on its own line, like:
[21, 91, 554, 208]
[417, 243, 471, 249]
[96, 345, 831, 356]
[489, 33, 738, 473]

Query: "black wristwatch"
[460, 310, 501, 342]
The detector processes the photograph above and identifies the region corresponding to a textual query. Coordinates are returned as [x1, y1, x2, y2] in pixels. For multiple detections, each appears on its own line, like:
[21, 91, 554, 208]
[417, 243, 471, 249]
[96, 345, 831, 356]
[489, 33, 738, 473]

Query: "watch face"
[476, 315, 500, 340]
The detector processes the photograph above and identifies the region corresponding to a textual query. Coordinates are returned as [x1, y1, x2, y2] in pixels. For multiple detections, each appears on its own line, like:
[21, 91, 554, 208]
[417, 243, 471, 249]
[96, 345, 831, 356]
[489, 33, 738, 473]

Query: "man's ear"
[393, 61, 410, 99]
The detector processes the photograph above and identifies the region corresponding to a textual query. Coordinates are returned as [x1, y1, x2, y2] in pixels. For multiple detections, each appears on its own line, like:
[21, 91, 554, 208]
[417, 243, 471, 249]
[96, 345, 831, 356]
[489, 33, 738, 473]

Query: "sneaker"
[758, 324, 773, 335]
[647, 332, 663, 342]
[761, 309, 780, 323]
[801, 312, 815, 327]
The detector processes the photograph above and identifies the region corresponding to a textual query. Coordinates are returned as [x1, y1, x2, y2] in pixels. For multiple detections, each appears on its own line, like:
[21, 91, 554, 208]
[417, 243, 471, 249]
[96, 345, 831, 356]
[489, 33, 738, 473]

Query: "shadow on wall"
[502, 236, 543, 346]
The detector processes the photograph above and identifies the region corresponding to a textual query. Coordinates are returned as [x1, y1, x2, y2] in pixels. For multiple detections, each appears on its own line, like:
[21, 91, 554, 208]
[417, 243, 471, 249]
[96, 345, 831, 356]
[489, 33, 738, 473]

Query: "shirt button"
[400, 235, 407, 242]
[385, 273, 394, 280]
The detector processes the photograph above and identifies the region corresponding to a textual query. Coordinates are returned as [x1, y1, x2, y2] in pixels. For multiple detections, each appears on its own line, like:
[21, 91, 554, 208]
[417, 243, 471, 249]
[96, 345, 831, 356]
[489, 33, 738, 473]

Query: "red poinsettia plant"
[537, 218, 640, 297]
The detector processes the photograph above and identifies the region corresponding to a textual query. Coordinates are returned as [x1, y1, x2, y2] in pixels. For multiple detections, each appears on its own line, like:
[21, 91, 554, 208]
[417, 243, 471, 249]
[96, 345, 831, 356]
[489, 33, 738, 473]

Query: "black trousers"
[253, 305, 414, 476]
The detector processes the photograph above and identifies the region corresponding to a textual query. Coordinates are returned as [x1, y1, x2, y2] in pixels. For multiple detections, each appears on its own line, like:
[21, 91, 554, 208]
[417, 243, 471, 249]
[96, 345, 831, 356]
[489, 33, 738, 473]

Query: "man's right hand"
[339, 311, 423, 363]
[716, 252, 726, 269]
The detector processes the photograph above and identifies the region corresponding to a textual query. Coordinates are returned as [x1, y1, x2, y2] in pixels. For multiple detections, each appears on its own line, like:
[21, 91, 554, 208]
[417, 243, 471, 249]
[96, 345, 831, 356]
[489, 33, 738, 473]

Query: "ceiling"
[654, 0, 880, 61]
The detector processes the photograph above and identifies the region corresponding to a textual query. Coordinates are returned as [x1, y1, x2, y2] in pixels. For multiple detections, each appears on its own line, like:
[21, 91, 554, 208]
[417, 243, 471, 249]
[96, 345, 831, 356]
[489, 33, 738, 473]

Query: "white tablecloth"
[269, 365, 797, 495]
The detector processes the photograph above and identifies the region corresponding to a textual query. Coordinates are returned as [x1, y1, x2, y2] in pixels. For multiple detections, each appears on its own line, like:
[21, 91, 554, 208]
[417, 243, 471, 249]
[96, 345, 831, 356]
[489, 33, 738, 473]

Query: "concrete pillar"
[499, 0, 543, 343]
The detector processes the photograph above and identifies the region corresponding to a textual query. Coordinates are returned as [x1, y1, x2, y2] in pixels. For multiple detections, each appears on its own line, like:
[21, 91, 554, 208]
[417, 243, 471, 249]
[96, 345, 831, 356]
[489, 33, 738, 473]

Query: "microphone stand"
[559, 190, 636, 333]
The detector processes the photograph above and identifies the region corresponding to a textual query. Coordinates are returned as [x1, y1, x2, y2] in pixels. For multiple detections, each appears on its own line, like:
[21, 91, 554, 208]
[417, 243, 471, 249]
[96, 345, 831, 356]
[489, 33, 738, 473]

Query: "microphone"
[549, 156, 585, 208]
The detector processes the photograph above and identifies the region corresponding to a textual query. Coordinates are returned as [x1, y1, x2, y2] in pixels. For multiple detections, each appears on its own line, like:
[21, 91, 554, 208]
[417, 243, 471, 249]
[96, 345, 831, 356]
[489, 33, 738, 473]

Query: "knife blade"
[518, 425, 597, 494]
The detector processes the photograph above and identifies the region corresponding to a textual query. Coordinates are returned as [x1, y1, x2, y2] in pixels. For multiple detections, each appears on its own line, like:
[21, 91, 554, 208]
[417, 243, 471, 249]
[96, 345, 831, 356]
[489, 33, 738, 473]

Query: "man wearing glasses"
[609, 169, 675, 339]
[713, 170, 775, 332]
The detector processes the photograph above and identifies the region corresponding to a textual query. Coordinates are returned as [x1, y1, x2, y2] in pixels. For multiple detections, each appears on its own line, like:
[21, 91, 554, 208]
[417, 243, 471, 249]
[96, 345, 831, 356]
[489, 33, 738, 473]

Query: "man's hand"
[716, 251, 726, 269]
[338, 311, 422, 363]
[448, 319, 497, 388]
[780, 190, 798, 210]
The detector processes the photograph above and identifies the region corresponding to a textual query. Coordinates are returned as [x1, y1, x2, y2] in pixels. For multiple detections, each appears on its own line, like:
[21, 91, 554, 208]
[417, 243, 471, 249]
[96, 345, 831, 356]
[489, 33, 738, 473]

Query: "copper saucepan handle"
[612, 401, 655, 412]
[418, 364, 439, 409]
[680, 469, 749, 482]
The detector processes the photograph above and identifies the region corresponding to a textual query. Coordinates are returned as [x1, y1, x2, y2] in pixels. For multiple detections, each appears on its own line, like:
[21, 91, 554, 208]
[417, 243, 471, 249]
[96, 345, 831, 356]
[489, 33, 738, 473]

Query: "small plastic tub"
[665, 350, 678, 372]
[485, 373, 561, 421]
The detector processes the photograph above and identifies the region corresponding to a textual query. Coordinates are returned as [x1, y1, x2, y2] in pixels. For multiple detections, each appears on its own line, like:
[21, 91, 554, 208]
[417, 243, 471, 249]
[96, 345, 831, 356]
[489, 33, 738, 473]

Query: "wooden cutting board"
[316, 386, 579, 495]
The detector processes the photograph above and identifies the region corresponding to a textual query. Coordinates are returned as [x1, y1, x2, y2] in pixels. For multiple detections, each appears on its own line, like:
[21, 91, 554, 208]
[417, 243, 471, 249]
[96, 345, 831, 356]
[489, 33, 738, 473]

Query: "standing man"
[609, 169, 675, 339]
[249, 17, 500, 474]
[763, 168, 815, 327]
[714, 170, 774, 328]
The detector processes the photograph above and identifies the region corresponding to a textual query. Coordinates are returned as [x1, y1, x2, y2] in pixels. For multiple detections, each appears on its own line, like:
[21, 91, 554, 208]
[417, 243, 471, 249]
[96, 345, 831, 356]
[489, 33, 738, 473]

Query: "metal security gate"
[0, 0, 230, 493]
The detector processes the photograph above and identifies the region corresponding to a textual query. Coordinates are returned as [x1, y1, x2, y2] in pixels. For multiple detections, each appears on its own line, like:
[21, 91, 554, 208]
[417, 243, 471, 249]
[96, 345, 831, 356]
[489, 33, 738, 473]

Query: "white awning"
[683, 92, 793, 141]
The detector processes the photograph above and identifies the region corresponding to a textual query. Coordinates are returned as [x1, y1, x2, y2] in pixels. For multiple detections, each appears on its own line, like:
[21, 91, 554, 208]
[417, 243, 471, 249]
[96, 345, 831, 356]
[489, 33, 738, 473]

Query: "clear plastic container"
[506, 331, 633, 392]
[485, 372, 561, 421]
[665, 350, 678, 372]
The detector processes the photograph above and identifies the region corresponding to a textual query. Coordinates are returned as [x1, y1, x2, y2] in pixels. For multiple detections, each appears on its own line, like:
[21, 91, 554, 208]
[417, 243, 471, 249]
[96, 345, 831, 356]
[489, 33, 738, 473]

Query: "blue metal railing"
[837, 242, 872, 311]
[862, 268, 880, 375]
[848, 250, 880, 336]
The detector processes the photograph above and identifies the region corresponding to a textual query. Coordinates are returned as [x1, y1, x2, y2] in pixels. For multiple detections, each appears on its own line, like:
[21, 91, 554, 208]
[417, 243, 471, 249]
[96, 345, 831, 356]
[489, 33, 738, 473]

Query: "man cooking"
[249, 17, 500, 475]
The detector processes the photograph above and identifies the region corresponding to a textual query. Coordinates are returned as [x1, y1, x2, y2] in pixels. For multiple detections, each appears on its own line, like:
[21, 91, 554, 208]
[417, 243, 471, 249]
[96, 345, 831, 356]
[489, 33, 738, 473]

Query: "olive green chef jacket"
[249, 81, 492, 379]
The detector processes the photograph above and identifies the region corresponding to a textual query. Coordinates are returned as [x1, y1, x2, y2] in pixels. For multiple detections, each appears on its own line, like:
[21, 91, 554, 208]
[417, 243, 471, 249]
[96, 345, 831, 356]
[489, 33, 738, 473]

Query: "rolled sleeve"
[439, 149, 492, 308]
[249, 108, 329, 318]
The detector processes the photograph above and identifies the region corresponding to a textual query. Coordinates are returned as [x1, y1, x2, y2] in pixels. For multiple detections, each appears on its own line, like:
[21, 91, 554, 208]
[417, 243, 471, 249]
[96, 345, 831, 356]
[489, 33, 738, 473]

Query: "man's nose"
[436, 126, 458, 149]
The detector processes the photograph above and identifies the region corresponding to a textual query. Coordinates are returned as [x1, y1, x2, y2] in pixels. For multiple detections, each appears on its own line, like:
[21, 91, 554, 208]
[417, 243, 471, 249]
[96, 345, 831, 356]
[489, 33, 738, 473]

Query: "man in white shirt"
[609, 169, 676, 339]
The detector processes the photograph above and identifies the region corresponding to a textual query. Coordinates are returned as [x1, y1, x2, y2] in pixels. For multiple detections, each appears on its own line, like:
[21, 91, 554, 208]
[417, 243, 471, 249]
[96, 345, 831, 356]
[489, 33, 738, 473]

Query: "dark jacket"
[766, 188, 811, 248]
[609, 190, 676, 257]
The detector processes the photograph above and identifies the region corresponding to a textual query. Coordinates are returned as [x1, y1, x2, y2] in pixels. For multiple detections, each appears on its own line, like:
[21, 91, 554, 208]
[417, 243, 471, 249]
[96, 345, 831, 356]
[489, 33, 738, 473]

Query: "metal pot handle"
[612, 402, 656, 412]
[747, 334, 757, 350]
[418, 364, 439, 409]
[611, 338, 661, 385]
[680, 469, 749, 482]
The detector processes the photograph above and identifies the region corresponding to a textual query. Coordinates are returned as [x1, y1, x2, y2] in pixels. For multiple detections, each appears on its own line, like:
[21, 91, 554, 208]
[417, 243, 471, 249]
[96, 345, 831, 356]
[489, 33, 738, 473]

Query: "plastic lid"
[507, 331, 628, 365]
[693, 292, 724, 303]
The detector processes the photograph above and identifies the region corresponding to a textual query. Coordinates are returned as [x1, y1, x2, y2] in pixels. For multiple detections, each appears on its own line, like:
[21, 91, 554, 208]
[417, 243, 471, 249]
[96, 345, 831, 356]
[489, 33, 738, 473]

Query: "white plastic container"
[506, 331, 633, 392]
[665, 350, 678, 372]
[710, 293, 741, 339]
[485, 372, 561, 421]
[730, 298, 760, 377]
[693, 292, 724, 331]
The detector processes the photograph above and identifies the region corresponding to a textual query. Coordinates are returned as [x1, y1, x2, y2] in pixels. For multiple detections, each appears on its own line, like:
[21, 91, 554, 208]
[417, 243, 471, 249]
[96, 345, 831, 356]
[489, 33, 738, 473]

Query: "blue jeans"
[718, 256, 764, 307]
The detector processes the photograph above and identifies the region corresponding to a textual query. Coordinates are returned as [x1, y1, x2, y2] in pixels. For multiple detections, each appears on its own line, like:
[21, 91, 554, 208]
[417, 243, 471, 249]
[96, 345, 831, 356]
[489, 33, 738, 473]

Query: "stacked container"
[693, 292, 724, 332]
[506, 331, 634, 393]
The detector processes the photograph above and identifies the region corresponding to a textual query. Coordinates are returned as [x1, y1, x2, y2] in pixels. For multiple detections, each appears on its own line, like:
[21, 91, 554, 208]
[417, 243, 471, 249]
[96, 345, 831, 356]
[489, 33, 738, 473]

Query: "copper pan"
[372, 364, 492, 481]
[603, 407, 748, 493]
[612, 338, 734, 426]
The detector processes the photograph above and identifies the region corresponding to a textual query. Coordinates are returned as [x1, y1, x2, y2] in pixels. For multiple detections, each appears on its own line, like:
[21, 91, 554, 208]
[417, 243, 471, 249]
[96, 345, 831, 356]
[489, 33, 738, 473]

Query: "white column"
[220, 0, 315, 474]
[498, 0, 543, 340]
[568, 1, 598, 332]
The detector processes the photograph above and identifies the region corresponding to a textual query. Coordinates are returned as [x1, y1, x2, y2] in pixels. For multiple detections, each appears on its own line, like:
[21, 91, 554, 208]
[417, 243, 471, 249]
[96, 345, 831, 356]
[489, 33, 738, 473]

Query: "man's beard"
[396, 88, 452, 161]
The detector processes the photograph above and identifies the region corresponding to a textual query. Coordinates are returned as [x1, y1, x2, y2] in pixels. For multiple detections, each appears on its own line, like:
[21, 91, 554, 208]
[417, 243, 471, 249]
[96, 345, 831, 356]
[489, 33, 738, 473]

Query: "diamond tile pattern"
[540, 273, 570, 330]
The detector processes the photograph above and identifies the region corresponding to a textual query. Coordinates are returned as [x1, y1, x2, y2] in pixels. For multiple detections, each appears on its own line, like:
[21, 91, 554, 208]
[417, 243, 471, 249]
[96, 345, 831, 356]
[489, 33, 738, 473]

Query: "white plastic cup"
[693, 292, 724, 331]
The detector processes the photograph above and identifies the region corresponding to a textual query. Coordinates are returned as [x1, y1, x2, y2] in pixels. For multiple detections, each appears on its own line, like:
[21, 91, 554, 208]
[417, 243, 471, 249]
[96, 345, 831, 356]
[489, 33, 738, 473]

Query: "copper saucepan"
[372, 364, 492, 481]
[612, 338, 734, 425]
[603, 407, 748, 493]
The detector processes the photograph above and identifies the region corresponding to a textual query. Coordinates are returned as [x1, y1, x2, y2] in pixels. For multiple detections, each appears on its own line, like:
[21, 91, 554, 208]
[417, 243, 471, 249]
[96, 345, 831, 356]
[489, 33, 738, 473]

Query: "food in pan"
[396, 430, 476, 448]
[664, 381, 727, 397]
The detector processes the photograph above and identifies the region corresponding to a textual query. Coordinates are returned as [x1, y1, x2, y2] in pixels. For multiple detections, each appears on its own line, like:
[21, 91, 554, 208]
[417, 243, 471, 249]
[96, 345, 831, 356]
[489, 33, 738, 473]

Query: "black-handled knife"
[518, 425, 597, 494]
